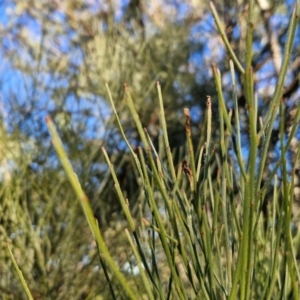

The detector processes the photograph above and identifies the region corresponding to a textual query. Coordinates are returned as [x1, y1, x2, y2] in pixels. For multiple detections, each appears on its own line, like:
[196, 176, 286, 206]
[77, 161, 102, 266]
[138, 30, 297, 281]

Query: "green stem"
[256, 3, 299, 194]
[210, 2, 244, 74]
[157, 82, 177, 183]
[7, 243, 33, 300]
[46, 117, 138, 300]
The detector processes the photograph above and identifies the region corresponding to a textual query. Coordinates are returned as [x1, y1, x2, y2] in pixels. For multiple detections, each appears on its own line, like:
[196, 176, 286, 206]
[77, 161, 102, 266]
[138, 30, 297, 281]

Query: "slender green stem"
[256, 3, 299, 195]
[125, 86, 150, 149]
[46, 117, 138, 300]
[221, 176, 231, 289]
[258, 103, 300, 196]
[7, 243, 33, 300]
[184, 108, 197, 192]
[212, 65, 232, 134]
[230, 60, 246, 180]
[125, 229, 155, 300]
[210, 2, 244, 74]
[101, 147, 135, 232]
[146, 148, 187, 300]
[105, 83, 145, 184]
[157, 82, 177, 183]
[240, 2, 257, 299]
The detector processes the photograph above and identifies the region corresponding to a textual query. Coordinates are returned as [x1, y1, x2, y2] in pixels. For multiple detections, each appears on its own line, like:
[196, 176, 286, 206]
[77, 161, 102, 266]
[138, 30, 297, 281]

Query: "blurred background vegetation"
[0, 0, 299, 298]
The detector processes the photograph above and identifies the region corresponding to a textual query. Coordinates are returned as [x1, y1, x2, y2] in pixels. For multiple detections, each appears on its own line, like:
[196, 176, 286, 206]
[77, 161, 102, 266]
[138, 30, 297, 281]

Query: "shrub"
[7, 1, 300, 299]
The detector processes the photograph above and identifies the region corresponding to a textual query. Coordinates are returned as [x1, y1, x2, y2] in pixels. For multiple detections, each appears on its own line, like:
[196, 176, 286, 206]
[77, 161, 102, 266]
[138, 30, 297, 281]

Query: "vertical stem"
[256, 4, 299, 194]
[240, 1, 256, 299]
[184, 108, 197, 193]
[157, 82, 177, 183]
[7, 243, 34, 300]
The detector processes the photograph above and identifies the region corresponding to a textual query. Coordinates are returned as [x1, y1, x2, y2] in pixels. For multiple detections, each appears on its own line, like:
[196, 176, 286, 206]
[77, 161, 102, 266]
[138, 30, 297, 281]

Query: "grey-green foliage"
[46, 63, 300, 299]
[45, 1, 300, 296]
[0, 0, 214, 225]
